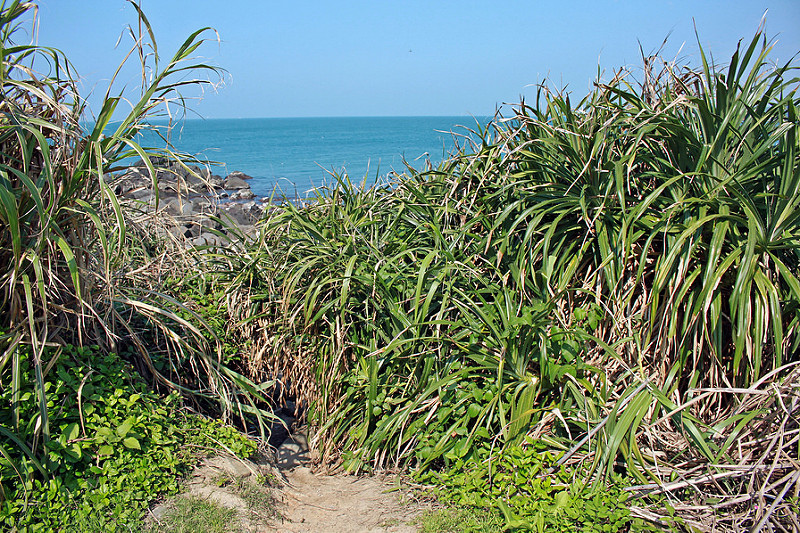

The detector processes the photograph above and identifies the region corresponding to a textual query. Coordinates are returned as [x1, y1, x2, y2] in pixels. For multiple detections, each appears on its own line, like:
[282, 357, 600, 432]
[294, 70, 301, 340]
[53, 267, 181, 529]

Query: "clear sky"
[30, 1, 800, 119]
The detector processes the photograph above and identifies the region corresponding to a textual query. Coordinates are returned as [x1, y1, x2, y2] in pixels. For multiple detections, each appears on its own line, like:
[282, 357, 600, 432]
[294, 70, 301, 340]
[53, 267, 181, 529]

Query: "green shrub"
[0, 345, 255, 532]
[0, 0, 272, 475]
[218, 27, 798, 531]
[162, 276, 249, 369]
[418, 438, 655, 532]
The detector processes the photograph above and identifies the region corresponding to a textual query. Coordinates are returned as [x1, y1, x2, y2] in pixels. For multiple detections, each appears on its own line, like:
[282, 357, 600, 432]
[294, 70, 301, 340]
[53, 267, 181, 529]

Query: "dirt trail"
[149, 433, 429, 532]
[271, 466, 422, 532]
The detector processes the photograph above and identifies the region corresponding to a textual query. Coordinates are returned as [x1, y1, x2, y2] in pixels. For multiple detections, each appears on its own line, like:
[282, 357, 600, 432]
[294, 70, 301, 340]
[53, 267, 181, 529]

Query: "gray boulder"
[129, 189, 155, 202]
[162, 198, 194, 217]
[168, 225, 194, 239]
[192, 196, 214, 211]
[186, 165, 212, 180]
[192, 233, 225, 247]
[226, 171, 253, 181]
[223, 175, 251, 190]
[229, 189, 256, 201]
[187, 217, 223, 237]
[219, 202, 262, 226]
[157, 180, 179, 194]
[236, 225, 257, 237]
[113, 169, 150, 196]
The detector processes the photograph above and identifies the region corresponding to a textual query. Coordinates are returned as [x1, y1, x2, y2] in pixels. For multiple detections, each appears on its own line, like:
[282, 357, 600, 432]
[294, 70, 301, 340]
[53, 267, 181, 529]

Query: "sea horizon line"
[165, 114, 493, 121]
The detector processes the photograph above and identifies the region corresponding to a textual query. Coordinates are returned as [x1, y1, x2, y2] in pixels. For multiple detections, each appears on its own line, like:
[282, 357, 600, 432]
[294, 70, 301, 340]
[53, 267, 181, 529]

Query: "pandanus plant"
[219, 27, 798, 529]
[0, 0, 271, 478]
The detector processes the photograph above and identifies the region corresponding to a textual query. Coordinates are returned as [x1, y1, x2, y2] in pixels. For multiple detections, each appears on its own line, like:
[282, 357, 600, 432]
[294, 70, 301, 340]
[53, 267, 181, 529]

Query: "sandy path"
[148, 435, 428, 532]
[270, 467, 422, 533]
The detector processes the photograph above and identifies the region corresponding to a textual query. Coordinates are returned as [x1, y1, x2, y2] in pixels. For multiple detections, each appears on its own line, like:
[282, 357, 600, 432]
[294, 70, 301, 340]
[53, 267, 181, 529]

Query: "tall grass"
[0, 0, 271, 483]
[221, 30, 799, 529]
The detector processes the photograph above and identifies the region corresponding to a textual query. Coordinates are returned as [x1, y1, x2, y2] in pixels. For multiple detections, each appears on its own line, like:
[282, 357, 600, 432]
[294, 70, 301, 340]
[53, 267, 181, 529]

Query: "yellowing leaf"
[97, 445, 114, 456]
[122, 437, 141, 451]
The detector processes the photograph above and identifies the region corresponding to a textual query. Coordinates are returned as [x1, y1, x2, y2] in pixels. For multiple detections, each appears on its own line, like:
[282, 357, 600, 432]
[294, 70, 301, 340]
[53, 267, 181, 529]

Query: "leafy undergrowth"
[0, 345, 256, 532]
[417, 439, 659, 532]
[163, 276, 249, 369]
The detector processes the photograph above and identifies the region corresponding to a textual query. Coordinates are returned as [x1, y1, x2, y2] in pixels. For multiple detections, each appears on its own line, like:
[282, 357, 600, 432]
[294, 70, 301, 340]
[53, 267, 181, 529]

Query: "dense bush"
[0, 0, 270, 473]
[0, 345, 255, 531]
[0, 2, 272, 528]
[220, 30, 799, 530]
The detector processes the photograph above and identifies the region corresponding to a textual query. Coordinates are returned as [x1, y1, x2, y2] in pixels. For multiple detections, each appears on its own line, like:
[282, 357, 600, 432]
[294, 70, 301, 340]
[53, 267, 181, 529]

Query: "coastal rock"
[162, 198, 194, 217]
[226, 171, 253, 181]
[192, 233, 225, 247]
[192, 196, 214, 211]
[130, 156, 172, 169]
[220, 202, 262, 226]
[184, 174, 211, 195]
[128, 189, 155, 202]
[237, 225, 256, 237]
[159, 198, 177, 215]
[223, 175, 251, 190]
[189, 165, 212, 179]
[115, 162, 266, 249]
[156, 167, 180, 182]
[187, 217, 223, 237]
[114, 169, 150, 197]
[168, 225, 194, 239]
[229, 189, 256, 201]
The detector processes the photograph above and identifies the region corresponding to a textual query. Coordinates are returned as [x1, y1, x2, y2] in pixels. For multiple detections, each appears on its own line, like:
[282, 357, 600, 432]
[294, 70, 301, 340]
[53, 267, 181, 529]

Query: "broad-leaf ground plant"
[0, 345, 255, 531]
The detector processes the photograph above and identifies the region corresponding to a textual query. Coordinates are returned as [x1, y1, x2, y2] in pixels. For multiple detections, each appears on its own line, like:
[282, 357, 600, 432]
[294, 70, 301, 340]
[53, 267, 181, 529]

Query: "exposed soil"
[272, 466, 422, 533]
[148, 433, 430, 532]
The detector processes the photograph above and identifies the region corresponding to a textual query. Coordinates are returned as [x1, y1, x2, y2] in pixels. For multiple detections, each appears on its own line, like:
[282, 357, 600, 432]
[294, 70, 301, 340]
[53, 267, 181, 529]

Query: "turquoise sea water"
[141, 116, 487, 198]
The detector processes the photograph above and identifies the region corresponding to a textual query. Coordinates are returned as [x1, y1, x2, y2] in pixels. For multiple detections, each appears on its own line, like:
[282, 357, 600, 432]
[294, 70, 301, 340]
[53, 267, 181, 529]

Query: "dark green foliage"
[163, 276, 247, 368]
[219, 29, 799, 530]
[0, 345, 255, 531]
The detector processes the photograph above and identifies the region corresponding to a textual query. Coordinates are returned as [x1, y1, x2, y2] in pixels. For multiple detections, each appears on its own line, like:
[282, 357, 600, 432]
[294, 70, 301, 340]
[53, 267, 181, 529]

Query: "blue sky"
[33, 1, 800, 119]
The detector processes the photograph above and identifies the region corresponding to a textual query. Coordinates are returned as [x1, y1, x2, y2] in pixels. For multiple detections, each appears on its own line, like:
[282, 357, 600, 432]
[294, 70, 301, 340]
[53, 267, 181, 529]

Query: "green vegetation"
[418, 506, 503, 533]
[0, 1, 268, 529]
[147, 496, 240, 533]
[417, 438, 653, 532]
[0, 345, 255, 531]
[0, 0, 798, 530]
[0, 0, 269, 438]
[219, 28, 800, 531]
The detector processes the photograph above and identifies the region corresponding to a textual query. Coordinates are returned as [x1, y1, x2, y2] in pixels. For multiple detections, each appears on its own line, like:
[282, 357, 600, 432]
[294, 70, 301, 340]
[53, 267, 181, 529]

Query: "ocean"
[138, 116, 487, 198]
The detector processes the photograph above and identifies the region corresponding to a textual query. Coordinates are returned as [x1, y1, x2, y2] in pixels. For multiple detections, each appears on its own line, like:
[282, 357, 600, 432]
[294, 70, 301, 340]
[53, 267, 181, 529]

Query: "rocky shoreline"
[111, 159, 269, 246]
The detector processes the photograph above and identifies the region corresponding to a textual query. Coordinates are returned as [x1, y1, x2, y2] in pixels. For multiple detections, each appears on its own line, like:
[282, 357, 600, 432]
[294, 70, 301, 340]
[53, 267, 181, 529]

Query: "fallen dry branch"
[630, 364, 800, 532]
